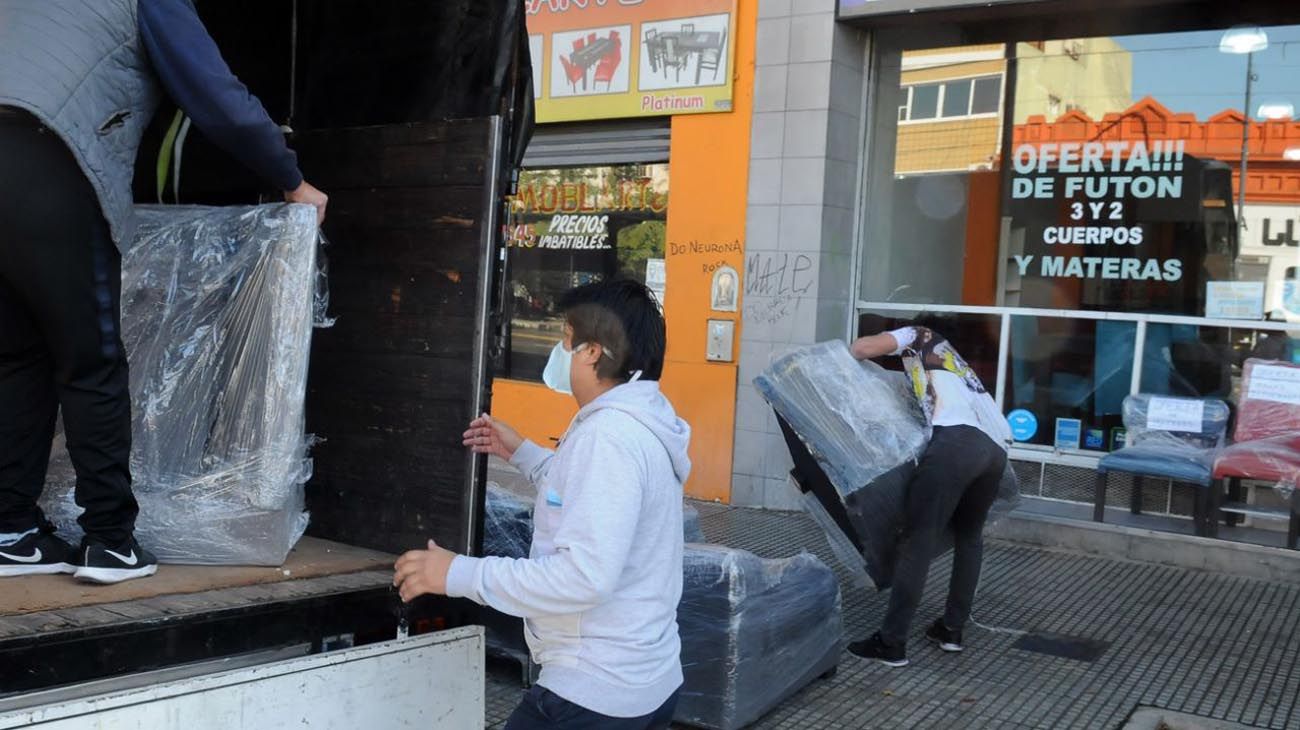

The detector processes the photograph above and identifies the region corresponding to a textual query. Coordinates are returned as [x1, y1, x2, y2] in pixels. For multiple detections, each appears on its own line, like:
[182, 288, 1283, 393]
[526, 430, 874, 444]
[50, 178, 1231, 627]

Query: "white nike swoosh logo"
[0, 548, 42, 564]
[104, 549, 139, 567]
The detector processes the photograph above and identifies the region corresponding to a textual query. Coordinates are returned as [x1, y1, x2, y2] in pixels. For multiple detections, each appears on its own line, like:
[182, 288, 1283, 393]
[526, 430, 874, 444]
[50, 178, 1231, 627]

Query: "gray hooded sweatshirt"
[446, 380, 692, 718]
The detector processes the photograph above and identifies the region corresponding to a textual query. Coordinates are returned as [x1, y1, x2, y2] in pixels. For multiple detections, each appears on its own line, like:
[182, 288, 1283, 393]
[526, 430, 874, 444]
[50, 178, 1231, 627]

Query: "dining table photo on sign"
[526, 0, 738, 123]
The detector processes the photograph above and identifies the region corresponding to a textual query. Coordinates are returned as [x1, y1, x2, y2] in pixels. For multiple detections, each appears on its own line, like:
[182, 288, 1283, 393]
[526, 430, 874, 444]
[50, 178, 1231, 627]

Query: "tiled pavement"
[486, 502, 1300, 729]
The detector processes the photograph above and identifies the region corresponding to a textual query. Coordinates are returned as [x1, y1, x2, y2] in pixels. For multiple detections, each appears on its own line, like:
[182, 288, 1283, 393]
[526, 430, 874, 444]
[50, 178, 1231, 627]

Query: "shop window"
[860, 25, 1300, 458]
[500, 163, 669, 382]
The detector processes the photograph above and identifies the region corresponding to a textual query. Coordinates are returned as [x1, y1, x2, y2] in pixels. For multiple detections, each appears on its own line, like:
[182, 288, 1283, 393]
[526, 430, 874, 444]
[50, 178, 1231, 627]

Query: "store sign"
[502, 164, 670, 382]
[838, 0, 1047, 19]
[526, 0, 738, 123]
[506, 172, 669, 252]
[1004, 140, 1222, 316]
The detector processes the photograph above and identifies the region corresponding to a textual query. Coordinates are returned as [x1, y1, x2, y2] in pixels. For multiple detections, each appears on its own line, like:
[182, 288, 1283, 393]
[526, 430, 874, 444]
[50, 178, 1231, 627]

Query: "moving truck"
[0, 1, 532, 725]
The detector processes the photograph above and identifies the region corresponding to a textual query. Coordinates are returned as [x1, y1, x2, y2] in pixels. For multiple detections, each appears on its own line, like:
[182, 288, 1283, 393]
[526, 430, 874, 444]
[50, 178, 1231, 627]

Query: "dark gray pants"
[880, 425, 1006, 647]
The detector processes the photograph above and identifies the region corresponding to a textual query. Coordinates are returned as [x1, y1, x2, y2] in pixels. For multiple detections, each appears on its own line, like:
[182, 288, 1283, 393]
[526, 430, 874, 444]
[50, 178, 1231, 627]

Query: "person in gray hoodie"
[394, 279, 692, 729]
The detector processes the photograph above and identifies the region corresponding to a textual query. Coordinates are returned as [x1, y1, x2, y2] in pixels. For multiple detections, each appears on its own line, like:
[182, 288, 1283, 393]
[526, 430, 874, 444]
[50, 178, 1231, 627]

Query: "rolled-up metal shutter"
[521, 119, 671, 168]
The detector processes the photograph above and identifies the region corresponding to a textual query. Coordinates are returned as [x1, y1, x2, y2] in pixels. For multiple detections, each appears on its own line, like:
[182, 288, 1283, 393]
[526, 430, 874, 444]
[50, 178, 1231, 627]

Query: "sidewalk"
[484, 498, 1300, 729]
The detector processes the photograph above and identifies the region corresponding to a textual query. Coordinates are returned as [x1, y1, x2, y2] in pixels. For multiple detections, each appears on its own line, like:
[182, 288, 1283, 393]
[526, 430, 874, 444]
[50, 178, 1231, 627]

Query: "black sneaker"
[926, 619, 964, 653]
[75, 537, 158, 585]
[847, 632, 909, 667]
[0, 530, 76, 577]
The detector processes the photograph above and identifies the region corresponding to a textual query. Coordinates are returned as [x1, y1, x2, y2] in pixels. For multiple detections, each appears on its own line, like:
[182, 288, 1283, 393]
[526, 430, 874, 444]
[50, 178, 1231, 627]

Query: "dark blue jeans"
[504, 686, 679, 730]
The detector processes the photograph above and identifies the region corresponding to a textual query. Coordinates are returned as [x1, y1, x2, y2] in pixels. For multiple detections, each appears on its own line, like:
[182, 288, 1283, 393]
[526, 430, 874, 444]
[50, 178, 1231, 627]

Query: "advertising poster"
[526, 0, 738, 123]
[1003, 140, 1236, 316]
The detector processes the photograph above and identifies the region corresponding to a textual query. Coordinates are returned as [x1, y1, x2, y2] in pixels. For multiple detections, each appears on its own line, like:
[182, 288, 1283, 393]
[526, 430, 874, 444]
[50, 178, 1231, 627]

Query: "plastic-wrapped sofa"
[675, 545, 842, 730]
[40, 205, 321, 566]
[754, 341, 1020, 590]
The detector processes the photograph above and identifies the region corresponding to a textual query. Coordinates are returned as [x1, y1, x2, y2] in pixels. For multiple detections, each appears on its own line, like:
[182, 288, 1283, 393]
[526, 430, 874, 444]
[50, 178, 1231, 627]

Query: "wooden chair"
[661, 36, 686, 82]
[644, 28, 661, 72]
[697, 27, 727, 82]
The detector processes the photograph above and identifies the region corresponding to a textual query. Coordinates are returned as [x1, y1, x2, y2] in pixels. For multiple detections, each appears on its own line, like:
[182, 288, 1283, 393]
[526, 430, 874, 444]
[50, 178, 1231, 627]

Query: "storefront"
[731, 0, 1300, 522]
[491, 0, 758, 500]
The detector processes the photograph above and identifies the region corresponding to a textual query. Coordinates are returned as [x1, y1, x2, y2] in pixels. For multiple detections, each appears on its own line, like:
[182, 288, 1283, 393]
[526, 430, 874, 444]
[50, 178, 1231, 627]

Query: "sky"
[1116, 25, 1300, 121]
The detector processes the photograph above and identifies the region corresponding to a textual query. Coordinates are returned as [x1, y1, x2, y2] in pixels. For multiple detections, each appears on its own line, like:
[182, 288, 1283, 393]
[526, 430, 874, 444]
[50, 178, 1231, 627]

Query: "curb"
[989, 511, 1300, 585]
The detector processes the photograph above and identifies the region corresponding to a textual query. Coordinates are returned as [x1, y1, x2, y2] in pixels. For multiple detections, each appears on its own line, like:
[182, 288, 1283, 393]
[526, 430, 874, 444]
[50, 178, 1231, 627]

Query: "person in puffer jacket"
[0, 0, 328, 586]
[394, 279, 691, 730]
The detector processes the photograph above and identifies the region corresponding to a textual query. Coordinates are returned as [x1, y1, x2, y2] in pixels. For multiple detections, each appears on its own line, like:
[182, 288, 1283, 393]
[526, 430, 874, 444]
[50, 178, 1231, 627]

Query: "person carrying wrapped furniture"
[394, 279, 692, 730]
[0, 0, 328, 584]
[847, 323, 1011, 667]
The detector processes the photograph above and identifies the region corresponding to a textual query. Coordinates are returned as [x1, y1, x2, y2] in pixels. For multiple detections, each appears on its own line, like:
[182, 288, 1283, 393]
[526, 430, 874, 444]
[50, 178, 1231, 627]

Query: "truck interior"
[1, 0, 532, 696]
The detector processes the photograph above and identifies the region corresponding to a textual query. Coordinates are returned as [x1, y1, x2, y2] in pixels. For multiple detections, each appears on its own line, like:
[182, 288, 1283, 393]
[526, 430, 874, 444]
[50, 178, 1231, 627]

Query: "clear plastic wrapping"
[1213, 359, 1300, 502]
[40, 204, 320, 566]
[754, 341, 929, 499]
[1099, 395, 1230, 487]
[484, 482, 535, 559]
[1123, 394, 1230, 451]
[482, 479, 706, 557]
[683, 502, 706, 543]
[676, 545, 842, 730]
[755, 341, 1020, 590]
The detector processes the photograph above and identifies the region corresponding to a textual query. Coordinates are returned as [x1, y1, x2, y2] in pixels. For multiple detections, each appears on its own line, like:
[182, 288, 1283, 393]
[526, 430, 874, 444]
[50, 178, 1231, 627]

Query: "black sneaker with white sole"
[0, 530, 76, 577]
[75, 537, 158, 585]
[926, 619, 964, 652]
[847, 632, 909, 667]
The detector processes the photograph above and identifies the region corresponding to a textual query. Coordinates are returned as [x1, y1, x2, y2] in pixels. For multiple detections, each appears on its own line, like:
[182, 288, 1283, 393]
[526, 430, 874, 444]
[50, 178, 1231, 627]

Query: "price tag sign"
[1247, 364, 1300, 405]
[1146, 398, 1204, 432]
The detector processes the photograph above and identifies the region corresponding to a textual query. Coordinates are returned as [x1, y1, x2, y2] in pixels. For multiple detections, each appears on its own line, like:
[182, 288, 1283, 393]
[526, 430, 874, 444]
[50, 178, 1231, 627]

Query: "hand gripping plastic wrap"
[40, 204, 322, 565]
[754, 341, 1020, 590]
[675, 544, 842, 730]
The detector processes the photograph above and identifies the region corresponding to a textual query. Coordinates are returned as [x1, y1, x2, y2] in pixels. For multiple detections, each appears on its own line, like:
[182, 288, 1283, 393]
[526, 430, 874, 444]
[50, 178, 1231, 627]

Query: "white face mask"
[541, 341, 579, 395]
[541, 340, 624, 395]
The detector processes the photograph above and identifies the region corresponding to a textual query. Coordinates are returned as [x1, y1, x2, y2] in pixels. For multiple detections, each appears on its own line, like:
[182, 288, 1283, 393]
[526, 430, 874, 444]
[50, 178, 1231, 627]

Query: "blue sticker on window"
[1054, 418, 1082, 450]
[1006, 409, 1038, 442]
[1084, 428, 1105, 450]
